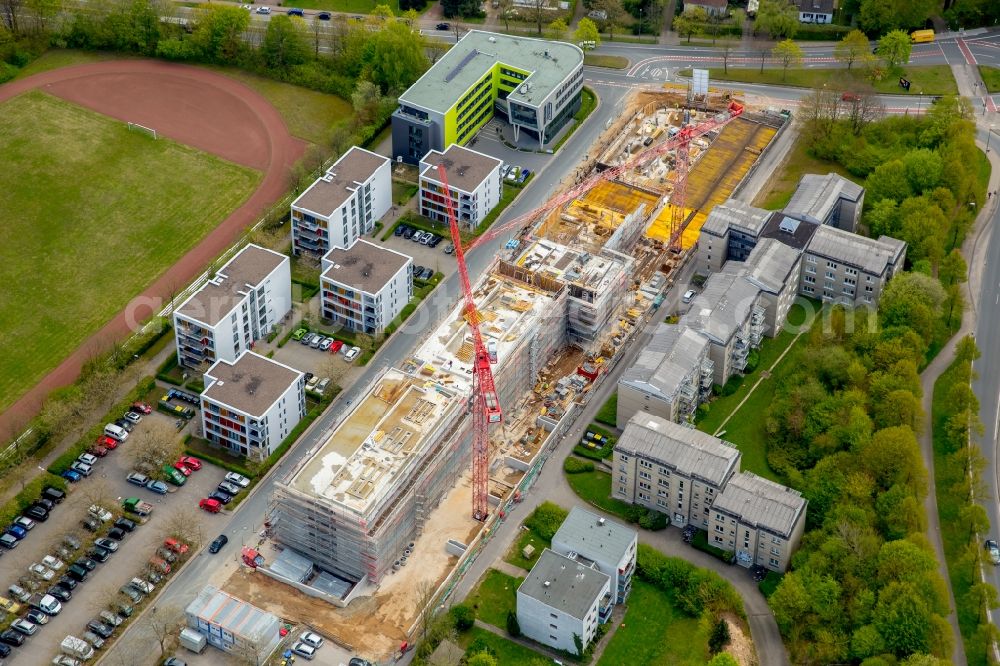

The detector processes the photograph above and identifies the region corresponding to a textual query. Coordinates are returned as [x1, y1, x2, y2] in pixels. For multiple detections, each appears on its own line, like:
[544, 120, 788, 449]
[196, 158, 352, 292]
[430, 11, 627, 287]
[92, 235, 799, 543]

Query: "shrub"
[690, 529, 737, 566]
[715, 374, 743, 397]
[0, 473, 67, 527]
[636, 544, 745, 619]
[524, 501, 569, 540]
[564, 457, 595, 474]
[709, 617, 731, 654]
[744, 349, 760, 374]
[156, 354, 183, 386]
[573, 443, 611, 461]
[450, 604, 475, 632]
[638, 508, 668, 530]
[506, 610, 521, 637]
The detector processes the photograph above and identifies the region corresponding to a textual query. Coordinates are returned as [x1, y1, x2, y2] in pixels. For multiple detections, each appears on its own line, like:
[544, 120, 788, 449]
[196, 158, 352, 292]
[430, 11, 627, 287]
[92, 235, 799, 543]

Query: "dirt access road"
[0, 59, 307, 438]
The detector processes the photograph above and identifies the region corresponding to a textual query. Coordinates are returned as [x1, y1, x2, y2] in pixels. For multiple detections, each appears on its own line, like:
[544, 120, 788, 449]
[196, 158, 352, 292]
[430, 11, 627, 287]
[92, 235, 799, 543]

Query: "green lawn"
[753, 134, 860, 210]
[551, 86, 598, 154]
[979, 65, 1000, 93]
[694, 301, 814, 482]
[466, 569, 523, 629]
[584, 54, 630, 69]
[595, 392, 618, 427]
[505, 529, 549, 571]
[458, 627, 548, 662]
[564, 465, 636, 521]
[15, 49, 123, 79]
[392, 179, 418, 205]
[0, 91, 258, 414]
[207, 67, 352, 145]
[684, 65, 957, 95]
[597, 581, 706, 666]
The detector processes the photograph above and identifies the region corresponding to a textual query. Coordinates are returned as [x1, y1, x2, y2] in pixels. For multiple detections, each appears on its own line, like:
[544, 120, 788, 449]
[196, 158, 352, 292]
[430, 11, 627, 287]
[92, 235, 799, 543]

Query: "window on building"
[769, 558, 780, 567]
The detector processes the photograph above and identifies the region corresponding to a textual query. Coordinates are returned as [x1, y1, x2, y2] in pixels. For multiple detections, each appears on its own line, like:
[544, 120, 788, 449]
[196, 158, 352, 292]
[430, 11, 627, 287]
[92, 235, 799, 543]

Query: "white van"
[104, 424, 128, 442]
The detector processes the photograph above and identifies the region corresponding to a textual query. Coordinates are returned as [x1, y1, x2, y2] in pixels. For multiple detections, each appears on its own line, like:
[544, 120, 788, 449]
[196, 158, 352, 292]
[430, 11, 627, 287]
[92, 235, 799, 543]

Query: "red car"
[841, 91, 861, 102]
[178, 456, 202, 471]
[163, 537, 189, 555]
[87, 444, 108, 457]
[330, 340, 344, 354]
[96, 435, 118, 450]
[199, 498, 221, 513]
[172, 461, 192, 477]
[131, 401, 152, 415]
[148, 556, 171, 574]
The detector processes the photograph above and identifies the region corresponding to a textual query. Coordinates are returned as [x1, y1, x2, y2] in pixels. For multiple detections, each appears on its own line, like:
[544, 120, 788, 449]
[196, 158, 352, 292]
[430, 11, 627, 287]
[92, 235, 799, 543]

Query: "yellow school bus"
[911, 29, 935, 43]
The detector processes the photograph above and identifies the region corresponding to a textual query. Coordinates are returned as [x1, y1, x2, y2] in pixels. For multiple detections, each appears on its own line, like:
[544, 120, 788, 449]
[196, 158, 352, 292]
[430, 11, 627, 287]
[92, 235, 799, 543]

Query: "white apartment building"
[174, 244, 291, 369]
[613, 413, 741, 529]
[709, 472, 808, 572]
[320, 240, 413, 335]
[517, 549, 612, 655]
[290, 147, 391, 256]
[419, 144, 502, 230]
[201, 351, 305, 461]
[551, 507, 638, 604]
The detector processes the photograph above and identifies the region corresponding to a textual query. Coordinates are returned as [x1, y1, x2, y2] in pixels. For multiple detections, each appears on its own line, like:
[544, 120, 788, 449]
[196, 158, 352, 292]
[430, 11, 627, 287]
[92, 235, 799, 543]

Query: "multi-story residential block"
[201, 351, 305, 461]
[392, 31, 584, 161]
[800, 225, 906, 307]
[320, 240, 413, 335]
[613, 413, 741, 529]
[617, 324, 712, 425]
[419, 144, 502, 230]
[709, 472, 808, 572]
[517, 549, 612, 655]
[741, 238, 802, 335]
[185, 586, 282, 658]
[290, 147, 391, 256]
[681, 269, 765, 386]
[551, 507, 638, 604]
[784, 173, 864, 232]
[698, 199, 772, 273]
[174, 244, 291, 369]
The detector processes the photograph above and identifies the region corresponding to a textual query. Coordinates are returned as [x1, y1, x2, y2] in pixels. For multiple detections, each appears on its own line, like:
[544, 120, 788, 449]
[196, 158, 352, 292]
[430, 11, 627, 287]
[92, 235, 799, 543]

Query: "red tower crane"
[435, 163, 502, 522]
[435, 100, 744, 521]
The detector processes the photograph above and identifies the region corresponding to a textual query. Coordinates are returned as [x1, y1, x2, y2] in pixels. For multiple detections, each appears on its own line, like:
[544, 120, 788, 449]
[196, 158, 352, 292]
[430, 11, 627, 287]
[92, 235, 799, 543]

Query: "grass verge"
[978, 65, 1000, 93]
[564, 464, 638, 522]
[0, 91, 258, 415]
[458, 626, 547, 662]
[466, 569, 523, 629]
[595, 392, 617, 427]
[680, 65, 958, 96]
[584, 54, 629, 69]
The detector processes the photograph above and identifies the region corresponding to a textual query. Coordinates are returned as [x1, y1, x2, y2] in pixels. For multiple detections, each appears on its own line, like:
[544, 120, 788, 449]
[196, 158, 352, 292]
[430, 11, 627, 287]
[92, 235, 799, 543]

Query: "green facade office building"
[392, 31, 585, 164]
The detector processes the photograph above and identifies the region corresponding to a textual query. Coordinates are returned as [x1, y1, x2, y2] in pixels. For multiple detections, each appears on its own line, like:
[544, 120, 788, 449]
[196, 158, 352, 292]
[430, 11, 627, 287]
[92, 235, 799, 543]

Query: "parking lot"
[382, 225, 454, 277]
[0, 407, 241, 664]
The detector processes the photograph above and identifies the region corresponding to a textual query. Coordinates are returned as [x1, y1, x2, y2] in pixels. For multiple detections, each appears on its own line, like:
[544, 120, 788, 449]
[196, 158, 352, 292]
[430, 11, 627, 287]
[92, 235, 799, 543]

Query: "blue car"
[61, 469, 82, 483]
[518, 169, 531, 184]
[6, 525, 27, 540]
[287, 7, 304, 15]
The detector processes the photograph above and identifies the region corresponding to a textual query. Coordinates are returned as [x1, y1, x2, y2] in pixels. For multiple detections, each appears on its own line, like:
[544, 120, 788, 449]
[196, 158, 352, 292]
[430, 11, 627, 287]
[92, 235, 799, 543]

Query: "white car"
[14, 516, 35, 531]
[344, 346, 361, 362]
[29, 563, 55, 581]
[124, 411, 142, 424]
[224, 472, 251, 488]
[130, 577, 154, 594]
[682, 289, 696, 303]
[299, 631, 324, 648]
[292, 642, 316, 660]
[41, 555, 65, 571]
[52, 656, 81, 666]
[255, 5, 271, 13]
[306, 375, 320, 390]
[506, 166, 521, 181]
[88, 505, 113, 522]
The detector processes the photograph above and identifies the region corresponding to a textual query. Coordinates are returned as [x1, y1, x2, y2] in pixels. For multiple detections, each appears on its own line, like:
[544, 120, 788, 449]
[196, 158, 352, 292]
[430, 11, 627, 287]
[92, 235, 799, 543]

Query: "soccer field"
[0, 90, 260, 412]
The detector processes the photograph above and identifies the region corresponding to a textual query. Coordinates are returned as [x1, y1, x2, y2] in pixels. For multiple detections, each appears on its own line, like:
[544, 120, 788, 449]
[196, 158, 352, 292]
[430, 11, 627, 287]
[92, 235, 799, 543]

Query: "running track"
[0, 60, 307, 437]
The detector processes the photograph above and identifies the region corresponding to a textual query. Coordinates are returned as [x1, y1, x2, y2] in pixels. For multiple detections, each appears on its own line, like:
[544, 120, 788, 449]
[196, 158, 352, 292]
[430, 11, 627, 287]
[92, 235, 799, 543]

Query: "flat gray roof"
[681, 270, 761, 344]
[518, 549, 610, 620]
[700, 199, 771, 239]
[616, 413, 741, 487]
[760, 212, 818, 251]
[399, 30, 583, 113]
[784, 173, 863, 225]
[742, 239, 801, 295]
[177, 244, 286, 327]
[713, 472, 806, 538]
[321, 239, 411, 294]
[185, 585, 279, 642]
[806, 225, 905, 275]
[553, 506, 637, 565]
[620, 324, 708, 401]
[203, 351, 302, 417]
[292, 147, 388, 217]
[420, 145, 501, 194]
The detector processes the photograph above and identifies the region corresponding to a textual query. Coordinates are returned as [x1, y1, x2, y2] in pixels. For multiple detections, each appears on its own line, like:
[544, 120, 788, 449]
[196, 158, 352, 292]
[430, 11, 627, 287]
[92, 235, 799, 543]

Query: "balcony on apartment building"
[700, 359, 714, 390]
[749, 305, 765, 345]
[598, 592, 613, 623]
[293, 213, 324, 233]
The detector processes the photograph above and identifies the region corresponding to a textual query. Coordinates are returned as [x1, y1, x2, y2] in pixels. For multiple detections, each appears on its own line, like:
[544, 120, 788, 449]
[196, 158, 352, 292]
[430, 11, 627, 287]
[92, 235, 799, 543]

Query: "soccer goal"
[127, 122, 158, 140]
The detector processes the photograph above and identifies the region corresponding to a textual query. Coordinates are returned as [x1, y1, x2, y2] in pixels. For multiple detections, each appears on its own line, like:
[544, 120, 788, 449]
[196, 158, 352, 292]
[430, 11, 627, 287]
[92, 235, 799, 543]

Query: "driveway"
[469, 118, 554, 173]
[1, 412, 233, 664]
[382, 232, 455, 277]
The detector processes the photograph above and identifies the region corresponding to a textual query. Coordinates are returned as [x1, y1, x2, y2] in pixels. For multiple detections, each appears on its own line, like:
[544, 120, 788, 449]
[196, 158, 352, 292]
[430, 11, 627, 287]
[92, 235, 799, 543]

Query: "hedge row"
[691, 528, 737, 565]
[564, 457, 595, 474]
[636, 543, 745, 619]
[49, 376, 157, 475]
[0, 473, 67, 528]
[156, 354, 183, 386]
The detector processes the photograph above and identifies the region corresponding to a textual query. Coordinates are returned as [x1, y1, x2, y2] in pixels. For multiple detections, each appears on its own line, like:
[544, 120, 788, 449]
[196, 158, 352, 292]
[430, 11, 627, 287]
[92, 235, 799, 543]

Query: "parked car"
[70, 461, 92, 477]
[330, 340, 344, 354]
[985, 539, 1000, 565]
[420, 267, 434, 280]
[82, 630, 105, 650]
[41, 555, 64, 571]
[209, 490, 232, 505]
[292, 642, 316, 660]
[171, 461, 192, 477]
[0, 629, 25, 646]
[28, 564, 55, 581]
[156, 547, 177, 563]
[420, 233, 436, 245]
[148, 557, 171, 574]
[87, 619, 114, 639]
[66, 564, 89, 583]
[113, 517, 136, 533]
[25, 608, 48, 625]
[88, 505, 113, 522]
[199, 498, 222, 513]
[74, 558, 97, 572]
[291, 328, 307, 341]
[11, 618, 36, 636]
[43, 487, 66, 504]
[14, 517, 34, 532]
[87, 444, 108, 457]
[25, 505, 49, 521]
[319, 337, 334, 352]
[62, 534, 80, 551]
[209, 534, 229, 554]
[310, 334, 324, 349]
[146, 569, 163, 585]
[287, 8, 304, 16]
[299, 631, 324, 649]
[413, 265, 425, 277]
[255, 5, 271, 13]
[394, 223, 409, 237]
[164, 538, 189, 555]
[9, 585, 30, 603]
[113, 418, 134, 433]
[500, 164, 511, 179]
[178, 456, 202, 470]
[95, 538, 119, 552]
[518, 168, 531, 184]
[89, 546, 111, 563]
[436, 22, 449, 29]
[444, 243, 455, 254]
[345, 346, 361, 362]
[428, 235, 443, 248]
[124, 411, 142, 424]
[317, 378, 331, 394]
[99, 610, 124, 627]
[402, 226, 415, 240]
[131, 401, 152, 414]
[96, 435, 118, 450]
[0, 597, 21, 615]
[506, 166, 521, 181]
[0, 534, 18, 549]
[61, 470, 82, 483]
[108, 527, 127, 542]
[317, 11, 331, 19]
[306, 375, 320, 391]
[225, 472, 251, 488]
[55, 575, 77, 590]
[47, 585, 71, 602]
[129, 577, 154, 595]
[300, 332, 316, 346]
[682, 289, 696, 303]
[81, 517, 100, 533]
[119, 585, 143, 603]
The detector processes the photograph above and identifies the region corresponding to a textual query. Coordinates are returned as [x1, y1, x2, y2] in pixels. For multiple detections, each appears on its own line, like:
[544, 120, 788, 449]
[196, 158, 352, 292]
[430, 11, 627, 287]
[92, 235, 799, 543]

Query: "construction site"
[219, 86, 787, 662]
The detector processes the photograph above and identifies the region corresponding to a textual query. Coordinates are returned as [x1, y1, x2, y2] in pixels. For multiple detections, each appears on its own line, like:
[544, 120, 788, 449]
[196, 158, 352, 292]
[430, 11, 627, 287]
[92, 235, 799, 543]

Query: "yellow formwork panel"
[579, 180, 659, 218]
